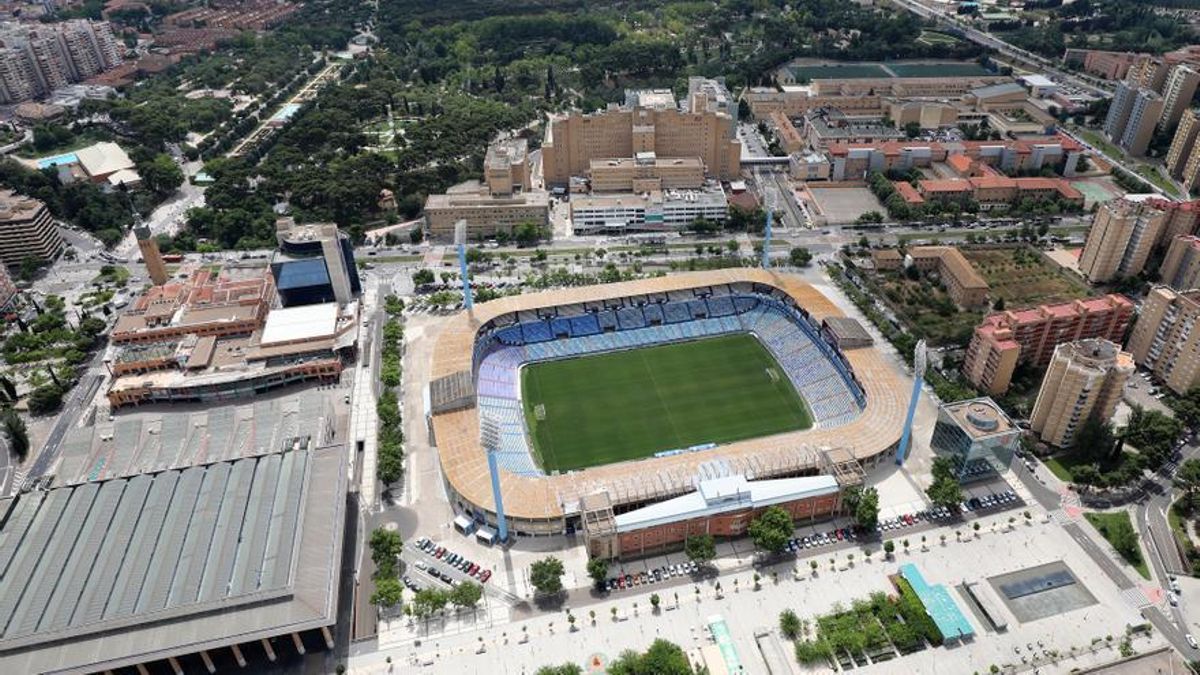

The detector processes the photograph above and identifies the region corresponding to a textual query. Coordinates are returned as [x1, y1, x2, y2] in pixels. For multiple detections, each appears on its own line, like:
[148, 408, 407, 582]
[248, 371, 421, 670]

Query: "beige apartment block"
[1161, 65, 1200, 130]
[1167, 109, 1200, 180]
[1029, 339, 1134, 448]
[1161, 235, 1200, 291]
[962, 294, 1134, 395]
[1078, 197, 1167, 283]
[0, 189, 63, 267]
[1128, 286, 1200, 394]
[542, 94, 741, 185]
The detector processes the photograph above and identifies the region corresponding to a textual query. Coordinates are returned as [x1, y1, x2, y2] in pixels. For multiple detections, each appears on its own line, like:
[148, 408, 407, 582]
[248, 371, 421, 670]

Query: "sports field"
[521, 334, 812, 472]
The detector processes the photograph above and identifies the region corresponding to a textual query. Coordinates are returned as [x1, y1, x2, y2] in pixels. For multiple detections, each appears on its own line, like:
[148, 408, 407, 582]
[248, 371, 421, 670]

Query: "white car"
[1187, 634, 1198, 650]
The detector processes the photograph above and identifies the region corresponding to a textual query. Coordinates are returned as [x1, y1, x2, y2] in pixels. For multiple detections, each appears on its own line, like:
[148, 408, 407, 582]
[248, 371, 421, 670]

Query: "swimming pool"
[37, 152, 79, 169]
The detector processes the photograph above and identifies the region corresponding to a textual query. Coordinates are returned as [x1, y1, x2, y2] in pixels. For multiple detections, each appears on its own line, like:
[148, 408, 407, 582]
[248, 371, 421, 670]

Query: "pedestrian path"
[1121, 586, 1151, 610]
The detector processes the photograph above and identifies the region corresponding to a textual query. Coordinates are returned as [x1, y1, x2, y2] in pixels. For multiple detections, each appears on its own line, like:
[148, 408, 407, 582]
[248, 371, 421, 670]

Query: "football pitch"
[521, 334, 813, 472]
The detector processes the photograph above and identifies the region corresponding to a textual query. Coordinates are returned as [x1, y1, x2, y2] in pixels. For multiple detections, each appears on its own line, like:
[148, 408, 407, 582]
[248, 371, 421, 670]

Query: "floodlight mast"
[480, 413, 508, 542]
[455, 220, 473, 310]
[896, 339, 927, 465]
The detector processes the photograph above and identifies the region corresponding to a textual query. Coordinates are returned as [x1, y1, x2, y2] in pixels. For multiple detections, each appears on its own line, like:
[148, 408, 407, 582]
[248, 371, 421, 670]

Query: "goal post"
[765, 368, 779, 383]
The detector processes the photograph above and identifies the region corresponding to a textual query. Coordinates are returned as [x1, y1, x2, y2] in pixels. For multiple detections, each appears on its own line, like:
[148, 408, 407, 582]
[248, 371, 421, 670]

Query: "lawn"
[962, 247, 1091, 307]
[871, 271, 983, 346]
[1084, 511, 1151, 580]
[521, 334, 812, 472]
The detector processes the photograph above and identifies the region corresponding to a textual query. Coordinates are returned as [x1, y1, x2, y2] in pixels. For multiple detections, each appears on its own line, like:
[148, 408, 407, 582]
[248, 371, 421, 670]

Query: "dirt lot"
[962, 246, 1091, 308]
[809, 187, 885, 224]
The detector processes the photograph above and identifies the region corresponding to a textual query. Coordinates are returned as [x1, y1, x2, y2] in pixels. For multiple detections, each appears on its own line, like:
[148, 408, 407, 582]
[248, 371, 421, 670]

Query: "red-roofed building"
[962, 294, 1134, 394]
[946, 154, 976, 177]
[893, 181, 924, 205]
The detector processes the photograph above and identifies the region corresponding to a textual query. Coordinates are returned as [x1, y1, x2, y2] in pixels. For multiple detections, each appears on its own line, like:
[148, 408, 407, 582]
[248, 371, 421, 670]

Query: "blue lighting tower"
[480, 413, 508, 542]
[760, 170, 773, 269]
[455, 220, 473, 310]
[897, 339, 927, 465]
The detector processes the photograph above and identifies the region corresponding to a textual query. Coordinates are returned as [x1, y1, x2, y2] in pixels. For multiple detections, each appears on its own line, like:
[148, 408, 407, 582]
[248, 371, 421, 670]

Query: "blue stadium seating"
[471, 290, 870, 477]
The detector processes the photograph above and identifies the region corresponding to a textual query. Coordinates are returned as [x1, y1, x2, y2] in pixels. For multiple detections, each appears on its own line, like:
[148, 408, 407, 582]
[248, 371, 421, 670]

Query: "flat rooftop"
[261, 303, 339, 346]
[0, 445, 347, 674]
[942, 397, 1015, 439]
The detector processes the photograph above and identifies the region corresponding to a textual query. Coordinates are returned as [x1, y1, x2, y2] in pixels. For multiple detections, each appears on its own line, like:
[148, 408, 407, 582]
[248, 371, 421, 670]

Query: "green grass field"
[521, 334, 812, 472]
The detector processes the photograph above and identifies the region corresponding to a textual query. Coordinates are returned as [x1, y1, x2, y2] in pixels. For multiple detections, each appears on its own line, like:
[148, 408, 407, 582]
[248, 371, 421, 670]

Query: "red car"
[468, 563, 478, 575]
[434, 546, 445, 558]
[480, 569, 492, 583]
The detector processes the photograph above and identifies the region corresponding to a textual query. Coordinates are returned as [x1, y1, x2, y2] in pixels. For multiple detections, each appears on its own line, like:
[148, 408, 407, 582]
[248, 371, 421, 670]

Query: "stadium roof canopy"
[0, 445, 346, 674]
[613, 473, 838, 531]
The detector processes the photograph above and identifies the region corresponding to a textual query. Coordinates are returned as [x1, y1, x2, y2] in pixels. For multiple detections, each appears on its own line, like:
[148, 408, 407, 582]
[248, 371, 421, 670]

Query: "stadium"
[428, 269, 909, 552]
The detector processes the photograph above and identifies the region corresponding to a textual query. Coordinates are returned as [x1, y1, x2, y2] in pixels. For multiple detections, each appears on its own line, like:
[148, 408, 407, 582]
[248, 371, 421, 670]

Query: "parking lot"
[808, 187, 886, 224]
[402, 537, 495, 594]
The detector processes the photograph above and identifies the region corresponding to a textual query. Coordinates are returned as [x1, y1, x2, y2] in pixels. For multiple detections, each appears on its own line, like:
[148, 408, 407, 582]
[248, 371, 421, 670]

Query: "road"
[886, 0, 1110, 97]
[1010, 454, 1199, 655]
[24, 357, 104, 490]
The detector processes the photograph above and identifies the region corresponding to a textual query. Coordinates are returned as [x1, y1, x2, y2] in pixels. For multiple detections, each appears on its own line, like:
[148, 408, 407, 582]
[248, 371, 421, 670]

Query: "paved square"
[808, 187, 886, 224]
[989, 561, 1098, 623]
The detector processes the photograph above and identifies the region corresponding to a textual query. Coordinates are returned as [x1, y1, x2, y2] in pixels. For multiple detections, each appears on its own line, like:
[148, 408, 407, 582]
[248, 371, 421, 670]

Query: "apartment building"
[1078, 197, 1168, 283]
[0, 21, 122, 103]
[1126, 56, 1172, 92]
[1161, 235, 1200, 291]
[913, 176, 1083, 210]
[906, 246, 989, 308]
[1029, 339, 1134, 448]
[1127, 286, 1200, 394]
[961, 294, 1134, 395]
[542, 87, 741, 186]
[1166, 108, 1200, 182]
[0, 190, 63, 268]
[1076, 50, 1140, 80]
[1104, 82, 1164, 157]
[1160, 65, 1200, 131]
[769, 111, 805, 154]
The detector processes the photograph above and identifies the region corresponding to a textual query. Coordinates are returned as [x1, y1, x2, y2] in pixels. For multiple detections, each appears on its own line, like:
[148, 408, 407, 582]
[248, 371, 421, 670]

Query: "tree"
[1124, 405, 1183, 468]
[18, 255, 41, 282]
[535, 664, 583, 675]
[844, 486, 880, 530]
[586, 557, 609, 589]
[607, 639, 693, 675]
[926, 457, 963, 511]
[650, 593, 660, 611]
[883, 540, 895, 559]
[1072, 417, 1117, 462]
[369, 528, 403, 579]
[27, 384, 63, 416]
[780, 609, 801, 639]
[412, 268, 435, 286]
[0, 410, 28, 459]
[411, 588, 448, 618]
[530, 556, 565, 596]
[450, 581, 483, 610]
[684, 534, 716, 564]
[370, 577, 403, 610]
[1176, 459, 1200, 511]
[788, 247, 813, 267]
[748, 505, 793, 554]
[137, 154, 184, 195]
[514, 221, 546, 247]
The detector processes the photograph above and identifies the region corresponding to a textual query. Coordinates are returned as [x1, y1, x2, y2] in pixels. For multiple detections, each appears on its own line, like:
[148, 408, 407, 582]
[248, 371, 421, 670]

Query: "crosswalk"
[1121, 586, 1151, 610]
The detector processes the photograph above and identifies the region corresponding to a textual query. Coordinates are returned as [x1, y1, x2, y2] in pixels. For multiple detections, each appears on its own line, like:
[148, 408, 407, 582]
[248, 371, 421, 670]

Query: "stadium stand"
[471, 288, 868, 475]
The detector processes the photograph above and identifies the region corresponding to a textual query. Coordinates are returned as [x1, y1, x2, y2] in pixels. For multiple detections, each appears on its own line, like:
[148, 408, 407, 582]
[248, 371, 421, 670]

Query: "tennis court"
[790, 64, 890, 80]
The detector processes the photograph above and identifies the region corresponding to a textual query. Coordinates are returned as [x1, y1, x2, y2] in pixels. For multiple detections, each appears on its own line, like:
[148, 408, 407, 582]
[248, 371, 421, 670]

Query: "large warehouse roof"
[0, 446, 347, 674]
[261, 303, 339, 345]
